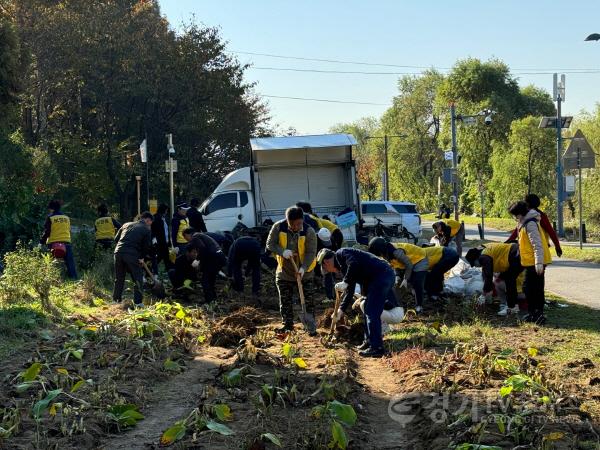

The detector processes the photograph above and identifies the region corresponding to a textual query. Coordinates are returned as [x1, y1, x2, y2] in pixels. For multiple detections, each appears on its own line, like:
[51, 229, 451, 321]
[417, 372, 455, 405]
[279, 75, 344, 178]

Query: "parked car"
[360, 201, 422, 240]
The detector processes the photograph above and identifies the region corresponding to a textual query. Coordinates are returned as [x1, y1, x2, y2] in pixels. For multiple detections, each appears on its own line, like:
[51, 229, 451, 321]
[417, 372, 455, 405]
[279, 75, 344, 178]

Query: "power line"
[233, 50, 600, 74]
[261, 94, 389, 106]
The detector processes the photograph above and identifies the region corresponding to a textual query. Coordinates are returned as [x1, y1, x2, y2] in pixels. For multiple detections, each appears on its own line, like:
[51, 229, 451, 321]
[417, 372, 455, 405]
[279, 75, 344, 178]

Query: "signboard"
[165, 159, 178, 172]
[442, 168, 456, 184]
[563, 130, 595, 170]
[336, 211, 358, 229]
[444, 150, 453, 161]
[149, 199, 158, 214]
[565, 176, 575, 193]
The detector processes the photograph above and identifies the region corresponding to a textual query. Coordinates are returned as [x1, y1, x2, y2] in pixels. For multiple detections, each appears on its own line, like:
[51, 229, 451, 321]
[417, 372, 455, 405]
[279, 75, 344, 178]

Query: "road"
[462, 223, 600, 309]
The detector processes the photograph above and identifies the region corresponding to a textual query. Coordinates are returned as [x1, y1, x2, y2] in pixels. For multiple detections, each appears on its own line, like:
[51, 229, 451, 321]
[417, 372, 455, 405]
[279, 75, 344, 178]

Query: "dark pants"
[49, 243, 78, 279]
[152, 244, 172, 274]
[410, 270, 427, 307]
[113, 253, 143, 304]
[498, 264, 524, 308]
[176, 243, 188, 254]
[231, 255, 261, 295]
[323, 272, 335, 300]
[201, 265, 220, 303]
[276, 277, 315, 327]
[523, 266, 545, 315]
[331, 229, 344, 250]
[95, 239, 113, 251]
[426, 247, 459, 297]
[363, 270, 395, 350]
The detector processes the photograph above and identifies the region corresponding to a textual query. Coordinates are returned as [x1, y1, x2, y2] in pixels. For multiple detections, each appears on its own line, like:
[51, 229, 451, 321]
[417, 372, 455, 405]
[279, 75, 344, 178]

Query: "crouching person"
[353, 296, 404, 335]
[228, 233, 262, 298]
[368, 238, 428, 314]
[184, 230, 227, 304]
[465, 243, 523, 316]
[266, 206, 318, 335]
[168, 245, 199, 291]
[423, 246, 460, 301]
[432, 218, 464, 255]
[318, 247, 395, 358]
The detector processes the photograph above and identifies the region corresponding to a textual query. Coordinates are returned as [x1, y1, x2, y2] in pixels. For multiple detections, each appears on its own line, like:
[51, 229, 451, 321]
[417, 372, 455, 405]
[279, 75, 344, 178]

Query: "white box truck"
[199, 133, 361, 240]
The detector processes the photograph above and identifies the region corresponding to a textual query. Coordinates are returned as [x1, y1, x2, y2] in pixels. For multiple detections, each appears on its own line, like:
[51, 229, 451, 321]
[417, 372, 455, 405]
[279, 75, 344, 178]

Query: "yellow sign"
[149, 199, 158, 214]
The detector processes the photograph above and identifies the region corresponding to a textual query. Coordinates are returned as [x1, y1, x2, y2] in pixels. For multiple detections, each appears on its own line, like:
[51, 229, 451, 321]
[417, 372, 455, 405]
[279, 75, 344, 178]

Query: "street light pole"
[450, 103, 459, 220]
[135, 175, 142, 217]
[556, 93, 565, 237]
[167, 134, 175, 218]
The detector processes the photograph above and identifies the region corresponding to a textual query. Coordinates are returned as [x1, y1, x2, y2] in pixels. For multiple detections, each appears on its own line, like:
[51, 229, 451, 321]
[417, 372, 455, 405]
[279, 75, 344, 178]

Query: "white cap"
[317, 227, 332, 245]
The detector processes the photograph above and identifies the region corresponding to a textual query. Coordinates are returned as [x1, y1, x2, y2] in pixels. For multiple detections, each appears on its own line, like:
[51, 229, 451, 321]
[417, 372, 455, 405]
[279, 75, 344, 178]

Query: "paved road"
[462, 223, 600, 309]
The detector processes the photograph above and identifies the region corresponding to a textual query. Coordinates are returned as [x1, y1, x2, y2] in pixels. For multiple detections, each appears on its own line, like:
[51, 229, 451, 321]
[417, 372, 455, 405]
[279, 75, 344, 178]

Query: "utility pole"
[578, 145, 583, 249]
[554, 74, 565, 237]
[383, 134, 389, 201]
[135, 175, 142, 217]
[145, 133, 150, 210]
[450, 103, 459, 220]
[167, 134, 175, 217]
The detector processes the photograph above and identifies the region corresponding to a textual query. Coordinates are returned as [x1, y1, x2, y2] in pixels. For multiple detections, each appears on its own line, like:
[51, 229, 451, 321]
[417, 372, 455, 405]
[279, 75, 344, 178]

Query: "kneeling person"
[423, 246, 460, 300]
[168, 246, 199, 290]
[318, 247, 395, 358]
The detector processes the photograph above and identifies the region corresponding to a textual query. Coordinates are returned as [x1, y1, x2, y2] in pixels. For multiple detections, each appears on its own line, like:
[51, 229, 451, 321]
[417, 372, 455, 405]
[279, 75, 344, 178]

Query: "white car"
[360, 201, 422, 240]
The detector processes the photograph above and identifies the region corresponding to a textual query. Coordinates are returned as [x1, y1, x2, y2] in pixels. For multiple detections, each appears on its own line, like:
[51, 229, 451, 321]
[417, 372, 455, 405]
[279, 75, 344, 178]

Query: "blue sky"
[160, 0, 600, 134]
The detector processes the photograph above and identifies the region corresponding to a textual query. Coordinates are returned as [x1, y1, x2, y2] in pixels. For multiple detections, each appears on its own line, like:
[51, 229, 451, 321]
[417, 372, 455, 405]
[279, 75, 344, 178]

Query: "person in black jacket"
[228, 234, 262, 297]
[168, 246, 199, 289]
[182, 229, 226, 303]
[188, 198, 207, 233]
[151, 203, 172, 275]
[113, 212, 153, 306]
[318, 247, 395, 358]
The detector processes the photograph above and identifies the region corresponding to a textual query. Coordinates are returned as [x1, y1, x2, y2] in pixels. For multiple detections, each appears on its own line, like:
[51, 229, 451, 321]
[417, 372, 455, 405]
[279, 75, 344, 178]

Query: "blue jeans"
[363, 269, 395, 350]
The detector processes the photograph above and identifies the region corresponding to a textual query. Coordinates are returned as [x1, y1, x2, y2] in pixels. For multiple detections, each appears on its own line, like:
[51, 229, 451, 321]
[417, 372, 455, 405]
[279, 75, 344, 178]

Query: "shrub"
[72, 228, 96, 271]
[0, 246, 61, 315]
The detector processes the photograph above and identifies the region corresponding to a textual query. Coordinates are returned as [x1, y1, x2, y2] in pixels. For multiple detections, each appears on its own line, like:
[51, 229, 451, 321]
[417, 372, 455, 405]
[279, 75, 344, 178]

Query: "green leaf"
[293, 357, 307, 369]
[175, 309, 186, 320]
[328, 401, 357, 427]
[160, 422, 186, 445]
[261, 432, 282, 447]
[107, 404, 145, 426]
[70, 349, 84, 360]
[21, 362, 42, 382]
[205, 420, 234, 436]
[33, 389, 62, 419]
[543, 431, 565, 441]
[197, 335, 206, 343]
[331, 420, 348, 449]
[527, 347, 538, 357]
[213, 404, 233, 421]
[163, 359, 181, 372]
[282, 343, 293, 358]
[495, 415, 506, 434]
[223, 368, 242, 386]
[16, 382, 36, 393]
[71, 379, 85, 393]
[499, 385, 513, 397]
[539, 395, 551, 404]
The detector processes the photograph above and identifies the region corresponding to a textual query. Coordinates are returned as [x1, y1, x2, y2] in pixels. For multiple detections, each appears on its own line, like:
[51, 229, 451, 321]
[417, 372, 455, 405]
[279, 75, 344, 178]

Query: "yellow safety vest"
[482, 243, 512, 273]
[176, 217, 190, 244]
[47, 214, 71, 244]
[95, 217, 116, 241]
[389, 243, 426, 269]
[518, 220, 552, 267]
[443, 219, 461, 237]
[276, 222, 317, 272]
[310, 214, 338, 232]
[423, 246, 444, 269]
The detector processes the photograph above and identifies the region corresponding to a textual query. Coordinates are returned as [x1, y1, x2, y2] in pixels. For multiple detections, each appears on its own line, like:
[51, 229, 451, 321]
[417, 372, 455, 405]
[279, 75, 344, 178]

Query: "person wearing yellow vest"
[94, 204, 122, 250]
[40, 199, 78, 279]
[465, 243, 523, 316]
[368, 237, 428, 314]
[508, 201, 552, 325]
[266, 206, 318, 334]
[171, 202, 191, 253]
[423, 245, 459, 301]
[432, 218, 464, 256]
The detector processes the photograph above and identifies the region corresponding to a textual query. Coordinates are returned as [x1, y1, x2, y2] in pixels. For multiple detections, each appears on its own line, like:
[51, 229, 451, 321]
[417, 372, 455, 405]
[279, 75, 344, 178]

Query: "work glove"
[173, 247, 180, 255]
[138, 258, 145, 266]
[152, 237, 157, 245]
[399, 278, 408, 290]
[191, 260, 200, 269]
[335, 281, 348, 292]
[476, 294, 487, 306]
[331, 308, 344, 322]
[282, 249, 293, 260]
[297, 267, 305, 279]
[395, 275, 401, 286]
[535, 264, 544, 275]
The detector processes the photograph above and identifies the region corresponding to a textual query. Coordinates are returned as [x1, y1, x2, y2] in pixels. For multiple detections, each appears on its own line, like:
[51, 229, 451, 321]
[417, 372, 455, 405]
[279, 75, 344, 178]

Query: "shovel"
[141, 261, 166, 298]
[289, 258, 317, 334]
[329, 288, 343, 336]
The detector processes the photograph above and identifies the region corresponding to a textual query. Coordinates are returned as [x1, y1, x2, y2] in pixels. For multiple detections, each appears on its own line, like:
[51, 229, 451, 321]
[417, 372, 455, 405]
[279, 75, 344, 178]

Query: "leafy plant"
[106, 404, 144, 428]
[33, 389, 62, 419]
[311, 400, 357, 449]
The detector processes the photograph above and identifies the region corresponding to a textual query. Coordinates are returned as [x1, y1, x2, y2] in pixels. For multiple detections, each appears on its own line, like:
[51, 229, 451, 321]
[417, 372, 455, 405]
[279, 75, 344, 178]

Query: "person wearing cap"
[318, 247, 395, 357]
[296, 201, 343, 250]
[368, 238, 428, 313]
[188, 198, 207, 233]
[228, 233, 262, 299]
[432, 218, 464, 255]
[95, 204, 122, 250]
[181, 228, 227, 304]
[423, 245, 460, 301]
[40, 199, 78, 279]
[266, 206, 318, 334]
[172, 202, 191, 253]
[112, 211, 153, 306]
[465, 242, 523, 316]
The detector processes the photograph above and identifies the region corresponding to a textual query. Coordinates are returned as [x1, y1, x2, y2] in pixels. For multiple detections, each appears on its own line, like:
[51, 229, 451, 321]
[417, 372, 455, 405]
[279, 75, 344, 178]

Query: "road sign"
[444, 150, 453, 161]
[563, 129, 595, 170]
[165, 159, 178, 173]
[565, 176, 575, 193]
[442, 168, 456, 183]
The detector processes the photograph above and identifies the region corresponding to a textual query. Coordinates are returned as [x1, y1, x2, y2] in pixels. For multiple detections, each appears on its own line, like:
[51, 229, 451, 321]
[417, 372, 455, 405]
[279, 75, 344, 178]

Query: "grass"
[422, 213, 516, 231]
[561, 246, 600, 264]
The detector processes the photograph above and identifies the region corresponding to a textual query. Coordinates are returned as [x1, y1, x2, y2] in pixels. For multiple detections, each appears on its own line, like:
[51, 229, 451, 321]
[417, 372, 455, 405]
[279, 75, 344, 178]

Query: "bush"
[72, 228, 96, 271]
[0, 246, 61, 314]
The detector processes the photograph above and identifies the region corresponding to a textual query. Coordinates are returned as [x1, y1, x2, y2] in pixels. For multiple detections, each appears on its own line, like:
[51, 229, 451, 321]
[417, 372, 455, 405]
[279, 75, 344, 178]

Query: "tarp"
[250, 133, 357, 151]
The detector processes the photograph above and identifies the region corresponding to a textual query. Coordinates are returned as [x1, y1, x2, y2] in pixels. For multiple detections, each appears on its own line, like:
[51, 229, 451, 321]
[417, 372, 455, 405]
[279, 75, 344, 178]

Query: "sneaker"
[497, 305, 509, 316]
[359, 347, 386, 358]
[508, 305, 520, 315]
[415, 305, 423, 314]
[308, 329, 318, 337]
[356, 341, 370, 351]
[276, 325, 294, 333]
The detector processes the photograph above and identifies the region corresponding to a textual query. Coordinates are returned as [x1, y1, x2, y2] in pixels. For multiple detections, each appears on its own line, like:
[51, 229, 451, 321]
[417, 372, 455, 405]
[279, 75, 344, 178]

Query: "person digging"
[318, 247, 395, 358]
[266, 206, 318, 335]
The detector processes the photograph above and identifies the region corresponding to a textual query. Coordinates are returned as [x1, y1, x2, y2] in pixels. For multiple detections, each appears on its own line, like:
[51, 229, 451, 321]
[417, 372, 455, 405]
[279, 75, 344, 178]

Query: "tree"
[489, 116, 555, 216]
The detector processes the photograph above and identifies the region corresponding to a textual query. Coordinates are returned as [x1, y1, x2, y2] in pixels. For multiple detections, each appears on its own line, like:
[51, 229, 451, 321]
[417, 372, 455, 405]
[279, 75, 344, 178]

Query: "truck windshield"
[204, 192, 237, 214]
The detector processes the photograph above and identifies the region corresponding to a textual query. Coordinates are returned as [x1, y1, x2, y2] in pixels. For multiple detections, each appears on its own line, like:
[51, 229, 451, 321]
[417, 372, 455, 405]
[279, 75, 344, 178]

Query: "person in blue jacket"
[317, 247, 395, 357]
